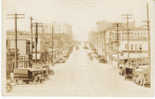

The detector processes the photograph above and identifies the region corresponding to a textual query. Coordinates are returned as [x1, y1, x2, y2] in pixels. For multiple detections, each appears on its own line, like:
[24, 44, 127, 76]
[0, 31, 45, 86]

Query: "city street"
[6, 46, 153, 96]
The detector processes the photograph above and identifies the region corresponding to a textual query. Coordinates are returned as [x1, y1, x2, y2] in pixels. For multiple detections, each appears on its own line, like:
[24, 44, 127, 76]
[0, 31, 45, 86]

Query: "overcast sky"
[3, 0, 149, 41]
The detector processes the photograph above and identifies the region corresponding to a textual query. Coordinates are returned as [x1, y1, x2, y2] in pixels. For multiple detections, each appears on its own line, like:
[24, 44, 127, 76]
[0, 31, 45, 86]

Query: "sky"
[3, 0, 149, 41]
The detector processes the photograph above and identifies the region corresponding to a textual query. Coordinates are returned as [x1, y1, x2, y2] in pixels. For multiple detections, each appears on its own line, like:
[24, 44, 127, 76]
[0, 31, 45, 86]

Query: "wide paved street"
[6, 47, 153, 96]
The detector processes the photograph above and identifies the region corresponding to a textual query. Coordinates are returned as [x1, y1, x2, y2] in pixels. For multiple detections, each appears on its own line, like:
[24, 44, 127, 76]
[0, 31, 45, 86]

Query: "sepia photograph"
[1, 0, 155, 97]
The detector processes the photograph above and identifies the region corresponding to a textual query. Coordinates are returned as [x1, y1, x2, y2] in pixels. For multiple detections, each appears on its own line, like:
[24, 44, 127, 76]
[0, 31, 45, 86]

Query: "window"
[135, 44, 137, 51]
[131, 44, 133, 50]
[125, 43, 129, 50]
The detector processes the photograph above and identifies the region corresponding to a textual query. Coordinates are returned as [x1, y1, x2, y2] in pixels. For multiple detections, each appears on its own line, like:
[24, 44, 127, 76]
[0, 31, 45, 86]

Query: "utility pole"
[8, 13, 24, 69]
[51, 24, 54, 66]
[32, 22, 43, 64]
[101, 31, 104, 56]
[97, 32, 99, 54]
[98, 32, 101, 55]
[146, 1, 151, 66]
[146, 0, 151, 84]
[35, 23, 38, 64]
[109, 31, 112, 63]
[113, 22, 121, 65]
[103, 30, 107, 61]
[122, 14, 132, 58]
[30, 17, 33, 54]
[29, 17, 33, 68]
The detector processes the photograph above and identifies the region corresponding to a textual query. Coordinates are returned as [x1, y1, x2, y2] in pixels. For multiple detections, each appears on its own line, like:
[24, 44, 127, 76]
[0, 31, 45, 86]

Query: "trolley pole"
[113, 22, 121, 65]
[32, 22, 43, 64]
[122, 14, 132, 58]
[146, 1, 151, 66]
[35, 23, 38, 64]
[30, 17, 33, 54]
[8, 13, 24, 69]
[103, 31, 107, 61]
[51, 24, 54, 66]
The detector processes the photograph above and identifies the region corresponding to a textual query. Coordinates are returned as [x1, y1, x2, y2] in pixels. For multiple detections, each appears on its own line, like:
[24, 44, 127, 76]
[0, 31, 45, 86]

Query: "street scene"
[2, 0, 154, 97]
[5, 44, 153, 96]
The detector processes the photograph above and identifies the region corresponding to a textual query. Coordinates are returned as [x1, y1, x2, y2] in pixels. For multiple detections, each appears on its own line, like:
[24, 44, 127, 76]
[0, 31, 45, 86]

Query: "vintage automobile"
[124, 67, 133, 80]
[98, 56, 107, 63]
[144, 72, 151, 88]
[117, 59, 127, 76]
[88, 52, 93, 60]
[118, 65, 125, 76]
[118, 59, 134, 80]
[58, 58, 66, 63]
[14, 65, 49, 85]
[42, 65, 49, 79]
[55, 57, 66, 64]
[133, 66, 150, 87]
[6, 80, 12, 92]
[14, 68, 34, 84]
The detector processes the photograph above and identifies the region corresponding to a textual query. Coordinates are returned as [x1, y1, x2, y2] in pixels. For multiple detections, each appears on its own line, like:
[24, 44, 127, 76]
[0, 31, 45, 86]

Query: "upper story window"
[135, 44, 137, 51]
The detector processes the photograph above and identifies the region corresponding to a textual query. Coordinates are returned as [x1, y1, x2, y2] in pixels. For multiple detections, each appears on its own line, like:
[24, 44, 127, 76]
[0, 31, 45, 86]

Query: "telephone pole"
[103, 30, 107, 60]
[113, 22, 121, 63]
[8, 13, 24, 69]
[146, 1, 151, 66]
[32, 22, 43, 64]
[51, 24, 54, 66]
[96, 32, 99, 54]
[122, 14, 132, 58]
[29, 17, 33, 68]
[146, 1, 151, 84]
[30, 17, 33, 54]
[101, 31, 104, 56]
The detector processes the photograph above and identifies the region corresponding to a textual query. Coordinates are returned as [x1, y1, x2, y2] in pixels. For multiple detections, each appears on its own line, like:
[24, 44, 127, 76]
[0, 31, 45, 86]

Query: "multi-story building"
[88, 21, 112, 60]
[106, 24, 149, 66]
[88, 20, 149, 66]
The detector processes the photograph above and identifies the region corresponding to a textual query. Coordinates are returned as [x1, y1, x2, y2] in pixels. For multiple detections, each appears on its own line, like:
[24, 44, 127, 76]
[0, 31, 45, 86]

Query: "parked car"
[117, 59, 126, 76]
[133, 66, 150, 87]
[118, 65, 125, 76]
[6, 80, 12, 92]
[42, 65, 50, 79]
[124, 67, 133, 80]
[58, 58, 66, 63]
[98, 57, 107, 63]
[144, 72, 151, 88]
[55, 56, 66, 64]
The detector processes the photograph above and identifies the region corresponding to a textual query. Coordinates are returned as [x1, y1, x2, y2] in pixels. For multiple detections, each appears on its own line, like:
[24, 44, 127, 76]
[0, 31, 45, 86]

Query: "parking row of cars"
[54, 46, 73, 64]
[88, 49, 107, 63]
[117, 58, 151, 88]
